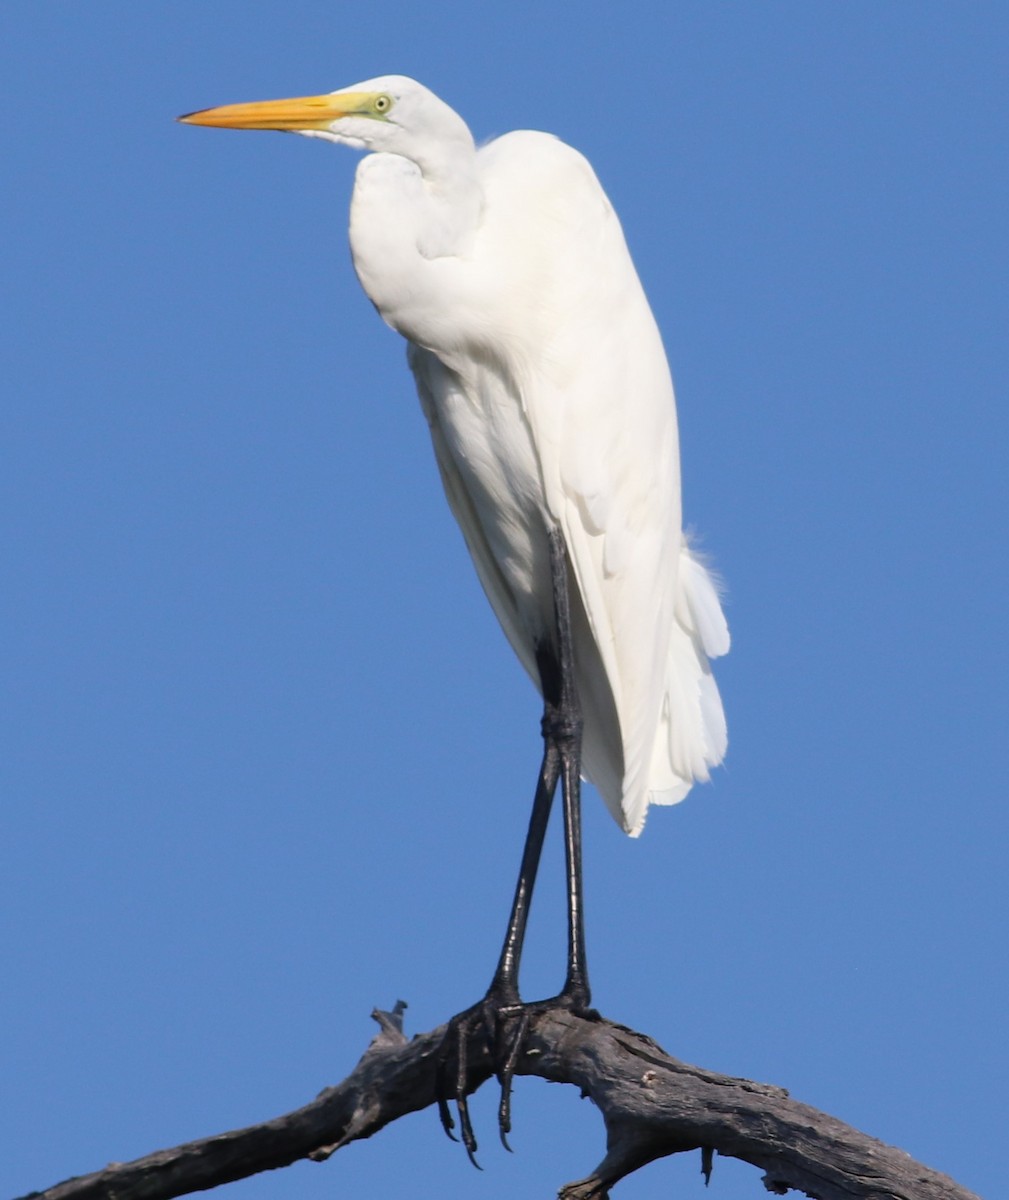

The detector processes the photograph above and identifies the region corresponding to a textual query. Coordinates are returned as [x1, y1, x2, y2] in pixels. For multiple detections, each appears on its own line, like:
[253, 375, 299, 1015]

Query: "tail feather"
[626, 542, 729, 836]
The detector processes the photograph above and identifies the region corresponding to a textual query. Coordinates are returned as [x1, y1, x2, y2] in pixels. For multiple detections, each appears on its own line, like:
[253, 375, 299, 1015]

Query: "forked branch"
[16, 1004, 978, 1200]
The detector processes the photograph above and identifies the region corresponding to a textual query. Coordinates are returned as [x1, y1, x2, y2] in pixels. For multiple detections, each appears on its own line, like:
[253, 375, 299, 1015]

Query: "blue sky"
[2, 4, 1005, 1198]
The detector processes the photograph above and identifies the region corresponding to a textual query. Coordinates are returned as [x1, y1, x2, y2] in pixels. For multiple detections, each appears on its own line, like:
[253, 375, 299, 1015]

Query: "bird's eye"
[373, 94, 393, 115]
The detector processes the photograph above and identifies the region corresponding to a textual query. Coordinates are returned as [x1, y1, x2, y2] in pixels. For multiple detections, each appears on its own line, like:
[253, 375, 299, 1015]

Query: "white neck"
[348, 143, 483, 346]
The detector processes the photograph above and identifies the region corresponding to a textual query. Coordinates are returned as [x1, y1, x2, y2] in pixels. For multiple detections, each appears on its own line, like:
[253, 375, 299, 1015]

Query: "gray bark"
[15, 1004, 979, 1200]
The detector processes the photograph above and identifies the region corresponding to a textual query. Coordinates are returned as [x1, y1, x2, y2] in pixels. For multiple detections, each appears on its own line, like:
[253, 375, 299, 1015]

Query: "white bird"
[180, 75, 728, 1152]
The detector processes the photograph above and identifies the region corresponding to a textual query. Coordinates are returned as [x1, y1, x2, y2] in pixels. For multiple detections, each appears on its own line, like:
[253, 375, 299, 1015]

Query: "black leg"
[488, 524, 588, 1002]
[437, 524, 591, 1161]
[487, 736, 561, 1003]
[440, 738, 560, 1163]
[546, 525, 590, 1008]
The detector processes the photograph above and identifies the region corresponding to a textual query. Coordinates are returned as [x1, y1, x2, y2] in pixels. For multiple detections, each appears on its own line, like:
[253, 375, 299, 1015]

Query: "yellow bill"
[178, 91, 375, 132]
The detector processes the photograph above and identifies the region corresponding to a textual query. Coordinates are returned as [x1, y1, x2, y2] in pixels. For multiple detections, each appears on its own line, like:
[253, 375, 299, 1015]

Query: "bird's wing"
[408, 342, 543, 690]
[477, 133, 727, 833]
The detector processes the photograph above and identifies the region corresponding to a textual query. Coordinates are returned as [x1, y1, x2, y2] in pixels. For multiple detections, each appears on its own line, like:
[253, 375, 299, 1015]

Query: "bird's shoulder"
[476, 131, 613, 224]
[470, 131, 629, 343]
[476, 128, 587, 170]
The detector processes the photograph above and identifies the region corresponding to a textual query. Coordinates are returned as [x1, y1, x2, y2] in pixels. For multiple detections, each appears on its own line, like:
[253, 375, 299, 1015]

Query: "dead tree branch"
[15, 1004, 978, 1200]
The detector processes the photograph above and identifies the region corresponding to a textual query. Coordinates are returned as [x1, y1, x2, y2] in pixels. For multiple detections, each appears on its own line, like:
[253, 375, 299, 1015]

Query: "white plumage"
[181, 75, 728, 836]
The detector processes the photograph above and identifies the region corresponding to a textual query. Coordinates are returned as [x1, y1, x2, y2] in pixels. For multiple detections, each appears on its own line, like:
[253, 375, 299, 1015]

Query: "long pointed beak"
[178, 92, 370, 131]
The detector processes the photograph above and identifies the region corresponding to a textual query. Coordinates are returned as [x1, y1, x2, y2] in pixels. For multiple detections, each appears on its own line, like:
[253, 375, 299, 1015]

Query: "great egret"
[180, 75, 729, 1155]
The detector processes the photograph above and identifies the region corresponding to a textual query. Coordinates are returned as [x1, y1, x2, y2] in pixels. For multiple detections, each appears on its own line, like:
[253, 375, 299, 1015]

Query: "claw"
[436, 1089, 458, 1141]
[497, 1100, 513, 1153]
[455, 1023, 482, 1166]
[435, 1003, 493, 1166]
[496, 1006, 529, 1150]
[435, 995, 549, 1164]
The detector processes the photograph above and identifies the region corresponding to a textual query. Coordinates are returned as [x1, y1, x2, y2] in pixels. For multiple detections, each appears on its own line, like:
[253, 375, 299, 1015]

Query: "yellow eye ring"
[373, 94, 393, 115]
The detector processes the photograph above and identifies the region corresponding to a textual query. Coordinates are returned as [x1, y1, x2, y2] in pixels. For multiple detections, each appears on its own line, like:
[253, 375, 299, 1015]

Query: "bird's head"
[179, 75, 471, 161]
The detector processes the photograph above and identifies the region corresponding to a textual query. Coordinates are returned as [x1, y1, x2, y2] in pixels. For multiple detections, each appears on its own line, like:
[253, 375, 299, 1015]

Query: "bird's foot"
[436, 984, 592, 1166]
[435, 988, 523, 1166]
